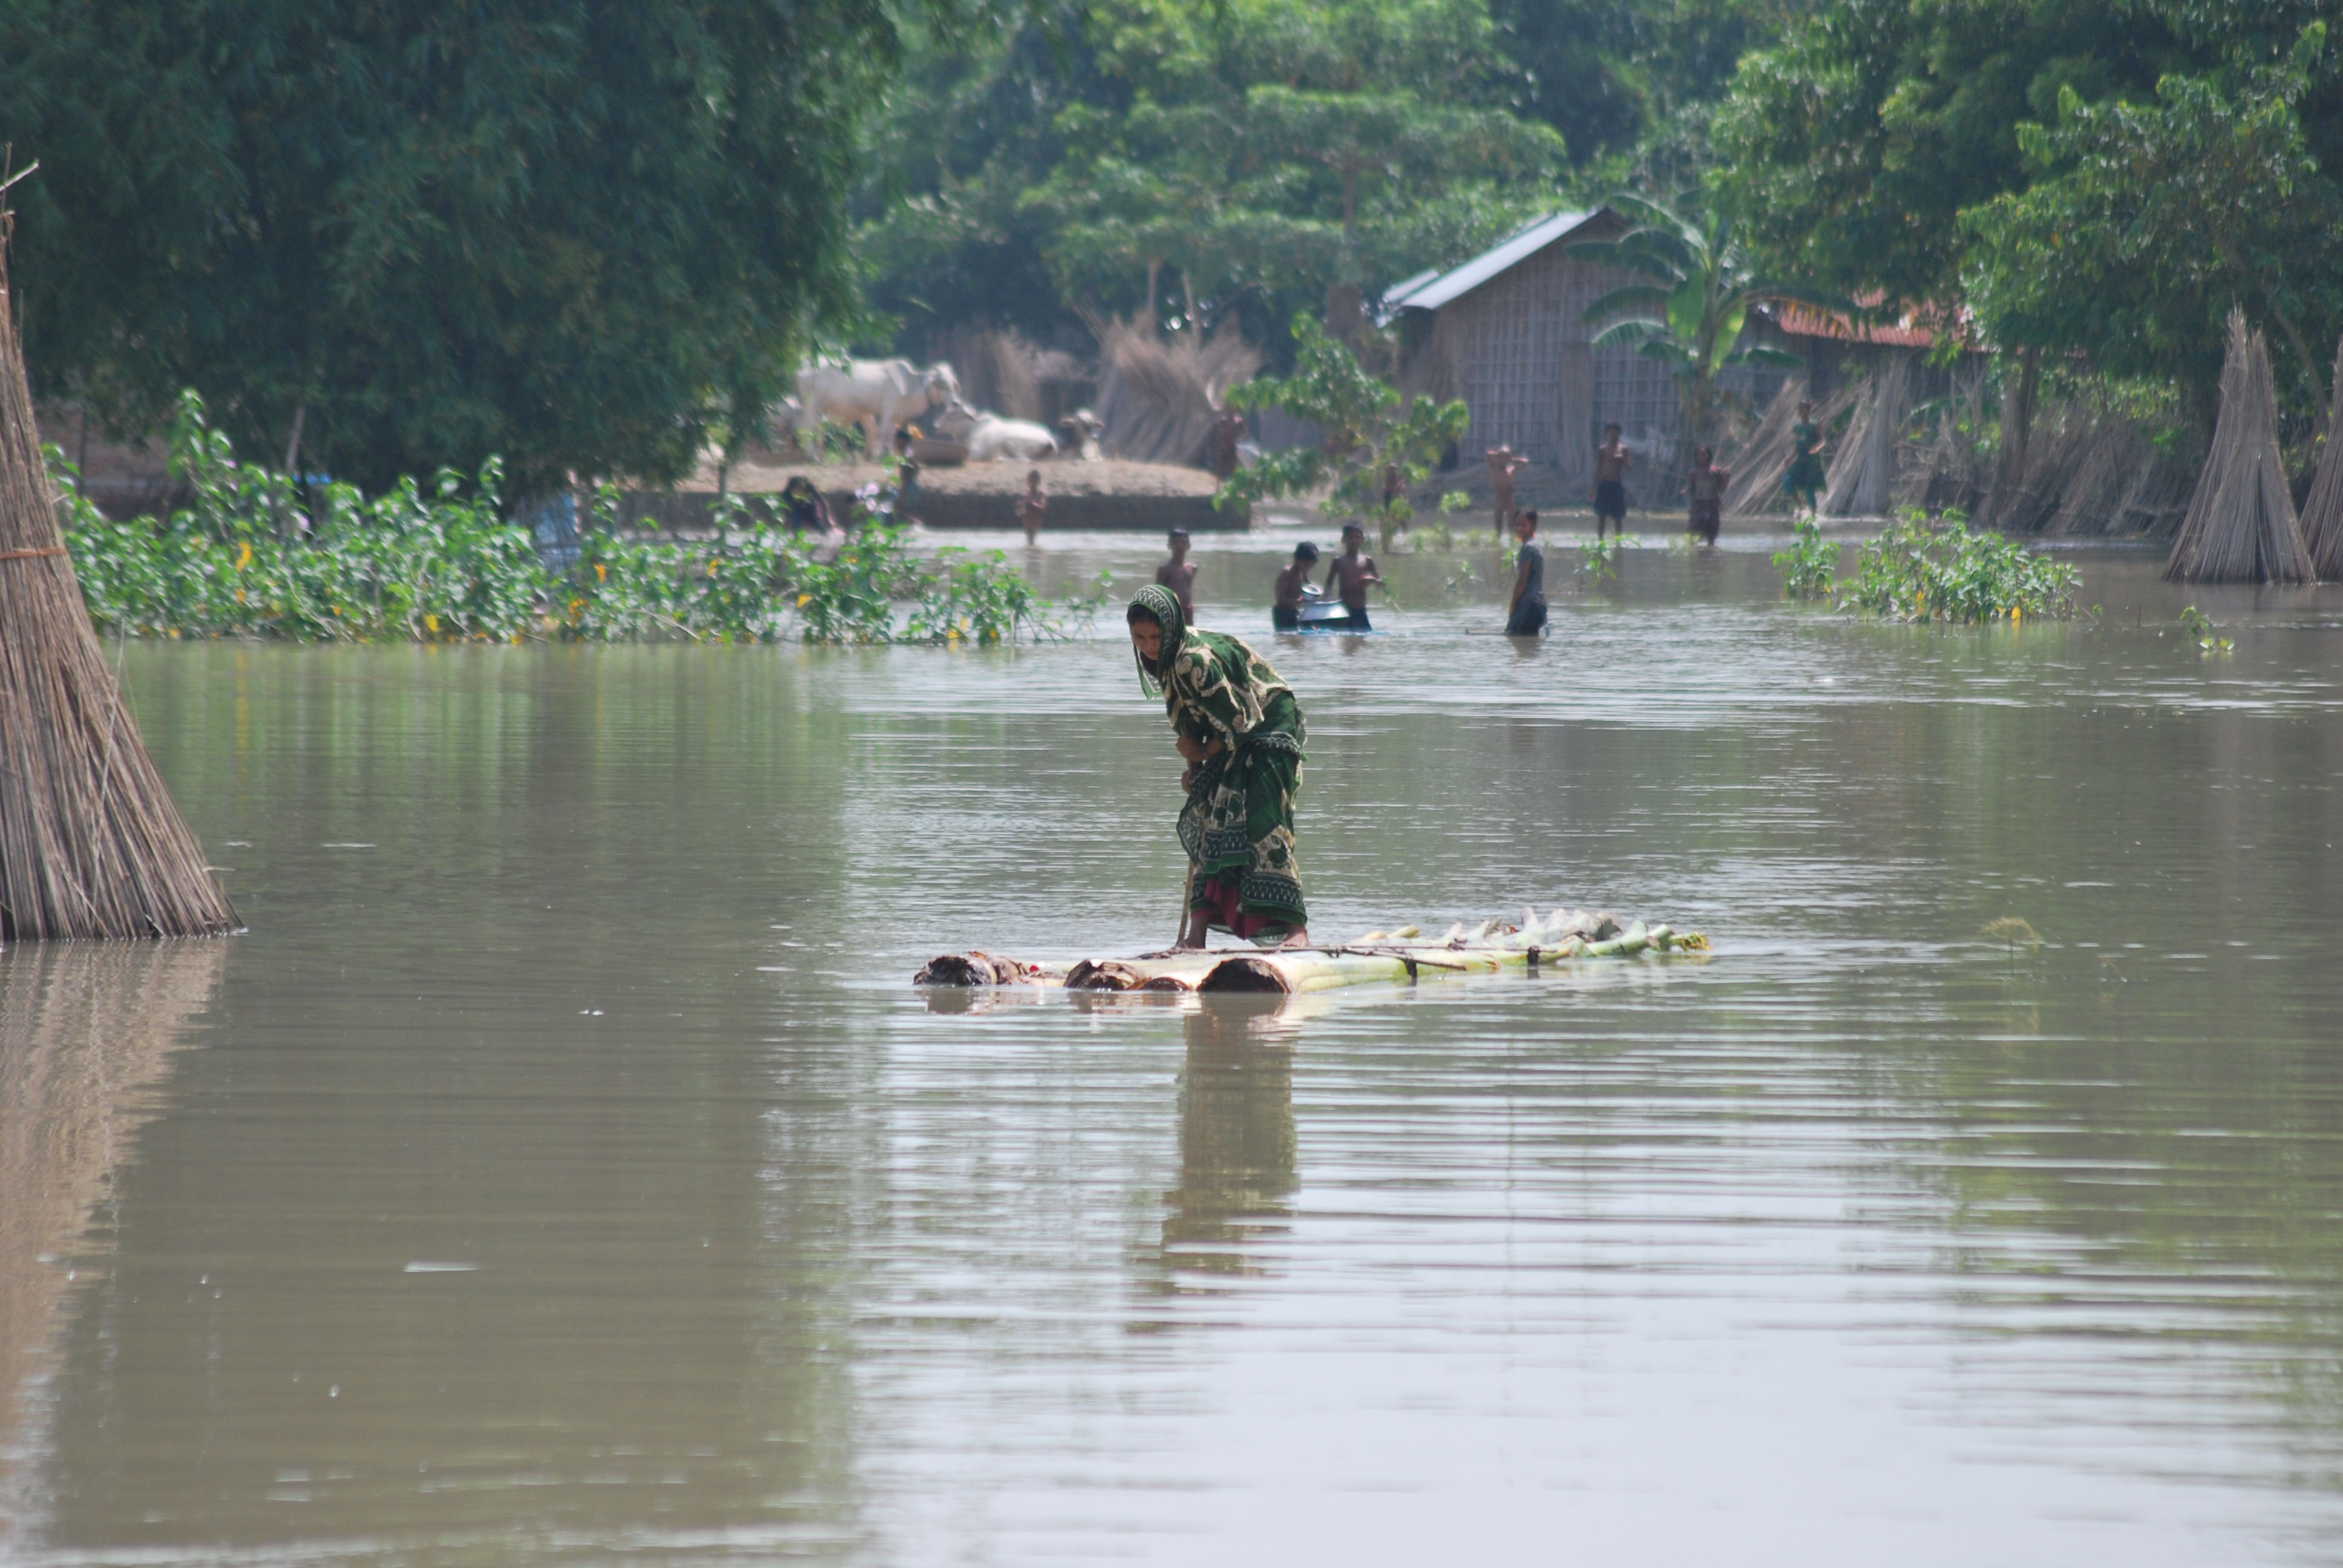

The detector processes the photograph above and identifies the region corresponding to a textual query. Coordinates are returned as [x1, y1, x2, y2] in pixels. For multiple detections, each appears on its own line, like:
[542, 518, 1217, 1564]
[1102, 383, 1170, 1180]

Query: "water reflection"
[7, 540, 2343, 1563]
[1160, 998, 1297, 1285]
[0, 942, 226, 1532]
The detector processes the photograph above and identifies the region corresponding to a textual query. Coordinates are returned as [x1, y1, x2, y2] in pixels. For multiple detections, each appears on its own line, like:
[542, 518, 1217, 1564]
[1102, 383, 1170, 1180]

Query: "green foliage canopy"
[1961, 26, 2339, 411]
[860, 0, 1570, 352]
[0, 0, 931, 492]
[1714, 0, 2343, 415]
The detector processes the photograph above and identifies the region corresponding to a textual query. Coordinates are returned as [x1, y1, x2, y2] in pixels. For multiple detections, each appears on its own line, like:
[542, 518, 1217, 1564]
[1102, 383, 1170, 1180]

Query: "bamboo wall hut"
[1388, 209, 1763, 506]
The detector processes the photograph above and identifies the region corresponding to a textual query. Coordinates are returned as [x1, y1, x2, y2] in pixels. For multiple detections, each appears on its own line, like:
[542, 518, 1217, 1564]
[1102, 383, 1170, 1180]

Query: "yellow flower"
[706, 561, 718, 577]
[425, 613, 439, 633]
[796, 593, 810, 606]
[595, 562, 608, 582]
[235, 541, 254, 570]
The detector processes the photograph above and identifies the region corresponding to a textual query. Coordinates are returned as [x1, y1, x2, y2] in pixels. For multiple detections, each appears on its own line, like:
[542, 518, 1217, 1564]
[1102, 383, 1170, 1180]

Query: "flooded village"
[3, 2, 2343, 1564]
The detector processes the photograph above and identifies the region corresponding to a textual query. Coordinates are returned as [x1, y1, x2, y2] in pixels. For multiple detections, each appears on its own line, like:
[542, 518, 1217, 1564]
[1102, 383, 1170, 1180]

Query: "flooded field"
[5, 523, 2343, 1565]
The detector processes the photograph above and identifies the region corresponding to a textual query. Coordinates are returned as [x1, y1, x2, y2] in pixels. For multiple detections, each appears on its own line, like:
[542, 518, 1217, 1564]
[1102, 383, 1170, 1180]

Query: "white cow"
[936, 399, 1059, 463]
[795, 359, 962, 458]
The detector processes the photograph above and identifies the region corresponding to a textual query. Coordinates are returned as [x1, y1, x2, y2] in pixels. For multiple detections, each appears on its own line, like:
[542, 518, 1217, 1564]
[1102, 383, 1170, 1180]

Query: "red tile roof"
[1769, 295, 1961, 350]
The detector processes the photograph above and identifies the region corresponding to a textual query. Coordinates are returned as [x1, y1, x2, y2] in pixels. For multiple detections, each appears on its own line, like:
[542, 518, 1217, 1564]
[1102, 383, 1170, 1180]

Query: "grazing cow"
[795, 359, 962, 458]
[937, 399, 1060, 463]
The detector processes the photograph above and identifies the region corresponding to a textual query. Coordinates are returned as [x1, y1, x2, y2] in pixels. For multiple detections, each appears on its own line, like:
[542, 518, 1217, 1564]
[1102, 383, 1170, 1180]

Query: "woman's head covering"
[1127, 583, 1187, 693]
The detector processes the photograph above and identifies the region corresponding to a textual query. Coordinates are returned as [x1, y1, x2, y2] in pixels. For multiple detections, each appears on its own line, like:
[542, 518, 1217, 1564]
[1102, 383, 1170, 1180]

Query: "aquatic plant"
[60, 394, 1074, 646]
[1574, 534, 1624, 584]
[1835, 509, 2079, 623]
[2178, 604, 2234, 652]
[1774, 515, 1838, 599]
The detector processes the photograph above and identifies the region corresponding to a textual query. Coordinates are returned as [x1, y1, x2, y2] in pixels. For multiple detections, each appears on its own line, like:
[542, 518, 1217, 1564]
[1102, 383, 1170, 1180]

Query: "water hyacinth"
[1776, 507, 2080, 623]
[59, 393, 1083, 646]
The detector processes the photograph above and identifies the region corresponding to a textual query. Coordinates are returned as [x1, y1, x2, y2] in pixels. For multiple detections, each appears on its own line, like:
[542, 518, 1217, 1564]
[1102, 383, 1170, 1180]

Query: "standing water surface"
[3, 533, 2343, 1565]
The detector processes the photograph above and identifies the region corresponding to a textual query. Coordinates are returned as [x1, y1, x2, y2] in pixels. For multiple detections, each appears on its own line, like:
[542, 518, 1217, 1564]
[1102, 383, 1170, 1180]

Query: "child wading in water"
[1593, 423, 1631, 540]
[1488, 445, 1530, 540]
[1017, 469, 1046, 544]
[1155, 528, 1198, 621]
[1506, 509, 1547, 636]
[1326, 523, 1383, 632]
[1272, 541, 1322, 630]
[1686, 446, 1729, 545]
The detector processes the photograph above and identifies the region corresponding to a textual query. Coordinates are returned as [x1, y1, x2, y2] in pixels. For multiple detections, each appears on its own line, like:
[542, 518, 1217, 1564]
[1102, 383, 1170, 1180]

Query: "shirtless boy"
[1593, 423, 1631, 540]
[1325, 523, 1383, 633]
[1017, 469, 1047, 544]
[1155, 528, 1198, 620]
[1685, 446, 1729, 546]
[1488, 445, 1530, 540]
[1273, 541, 1322, 630]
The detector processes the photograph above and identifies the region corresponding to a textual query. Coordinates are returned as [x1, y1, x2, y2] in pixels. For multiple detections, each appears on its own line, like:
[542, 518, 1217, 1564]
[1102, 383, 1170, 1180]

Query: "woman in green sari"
[1126, 584, 1311, 949]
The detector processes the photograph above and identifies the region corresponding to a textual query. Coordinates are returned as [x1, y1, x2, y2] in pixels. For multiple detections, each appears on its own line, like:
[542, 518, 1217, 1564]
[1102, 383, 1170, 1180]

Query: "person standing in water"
[1272, 541, 1322, 630]
[1156, 528, 1199, 621]
[1593, 423, 1631, 540]
[1325, 523, 1383, 632]
[1126, 584, 1311, 950]
[1686, 446, 1729, 545]
[1505, 509, 1547, 636]
[1488, 445, 1529, 540]
[1017, 469, 1047, 544]
[1783, 400, 1827, 513]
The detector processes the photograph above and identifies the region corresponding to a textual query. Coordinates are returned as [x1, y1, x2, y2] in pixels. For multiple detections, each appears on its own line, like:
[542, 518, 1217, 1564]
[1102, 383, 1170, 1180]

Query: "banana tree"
[1568, 194, 1845, 456]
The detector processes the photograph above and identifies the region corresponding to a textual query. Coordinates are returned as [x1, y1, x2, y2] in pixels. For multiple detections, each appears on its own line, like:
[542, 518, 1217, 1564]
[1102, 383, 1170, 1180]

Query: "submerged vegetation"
[62, 397, 1083, 647]
[1777, 509, 2081, 623]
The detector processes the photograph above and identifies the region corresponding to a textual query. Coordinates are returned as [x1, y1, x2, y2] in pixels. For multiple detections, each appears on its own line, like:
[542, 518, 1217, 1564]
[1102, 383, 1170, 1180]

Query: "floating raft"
[915, 909, 1709, 996]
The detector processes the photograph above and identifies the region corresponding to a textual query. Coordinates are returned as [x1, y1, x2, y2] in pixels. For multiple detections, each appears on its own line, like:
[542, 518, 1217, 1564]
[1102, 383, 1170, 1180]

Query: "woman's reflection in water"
[1160, 995, 1297, 1286]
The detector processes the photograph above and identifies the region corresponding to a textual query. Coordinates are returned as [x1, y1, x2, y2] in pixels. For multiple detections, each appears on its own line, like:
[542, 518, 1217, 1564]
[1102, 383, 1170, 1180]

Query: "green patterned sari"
[1129, 584, 1308, 938]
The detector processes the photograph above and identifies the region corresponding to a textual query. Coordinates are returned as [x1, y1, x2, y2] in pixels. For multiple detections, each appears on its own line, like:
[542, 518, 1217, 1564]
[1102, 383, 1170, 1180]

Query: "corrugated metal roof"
[1382, 210, 1602, 314]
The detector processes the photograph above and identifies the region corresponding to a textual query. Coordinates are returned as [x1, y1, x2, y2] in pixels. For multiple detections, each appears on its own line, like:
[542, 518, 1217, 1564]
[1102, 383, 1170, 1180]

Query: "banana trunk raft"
[915, 909, 1710, 996]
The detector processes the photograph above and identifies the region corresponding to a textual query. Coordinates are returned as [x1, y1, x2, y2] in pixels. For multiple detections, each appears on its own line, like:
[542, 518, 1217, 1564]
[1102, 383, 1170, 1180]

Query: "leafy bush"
[1835, 510, 2080, 622]
[1774, 516, 1838, 599]
[62, 393, 1073, 646]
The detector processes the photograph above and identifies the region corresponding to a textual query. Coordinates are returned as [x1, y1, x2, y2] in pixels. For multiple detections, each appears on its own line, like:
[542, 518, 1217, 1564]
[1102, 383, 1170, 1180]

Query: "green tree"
[0, 0, 935, 492]
[1962, 26, 2340, 417]
[1220, 317, 1471, 546]
[859, 0, 1565, 359]
[1567, 192, 1818, 449]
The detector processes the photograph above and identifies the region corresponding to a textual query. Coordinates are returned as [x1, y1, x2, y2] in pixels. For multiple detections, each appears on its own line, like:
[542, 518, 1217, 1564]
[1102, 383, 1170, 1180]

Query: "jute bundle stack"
[1087, 312, 1260, 468]
[2296, 336, 2343, 579]
[0, 233, 238, 937]
[2164, 310, 2315, 584]
[1822, 354, 1909, 518]
[1720, 380, 1858, 516]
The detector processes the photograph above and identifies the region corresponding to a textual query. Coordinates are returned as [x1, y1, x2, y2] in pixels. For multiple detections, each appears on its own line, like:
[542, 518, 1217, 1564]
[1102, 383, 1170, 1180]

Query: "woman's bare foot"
[1277, 927, 1313, 949]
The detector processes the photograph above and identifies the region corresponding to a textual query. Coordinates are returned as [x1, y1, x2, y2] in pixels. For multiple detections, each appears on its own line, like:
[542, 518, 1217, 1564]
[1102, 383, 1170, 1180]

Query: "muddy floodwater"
[5, 524, 2343, 1566]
